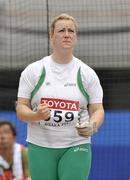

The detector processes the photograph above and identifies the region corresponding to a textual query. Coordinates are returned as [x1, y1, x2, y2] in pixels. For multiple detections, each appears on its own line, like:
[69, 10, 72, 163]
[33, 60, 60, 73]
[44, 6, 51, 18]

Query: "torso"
[27, 56, 91, 148]
[18, 55, 103, 148]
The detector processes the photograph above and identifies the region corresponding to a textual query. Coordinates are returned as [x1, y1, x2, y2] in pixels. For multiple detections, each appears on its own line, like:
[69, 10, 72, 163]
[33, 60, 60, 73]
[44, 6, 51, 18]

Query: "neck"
[52, 50, 73, 64]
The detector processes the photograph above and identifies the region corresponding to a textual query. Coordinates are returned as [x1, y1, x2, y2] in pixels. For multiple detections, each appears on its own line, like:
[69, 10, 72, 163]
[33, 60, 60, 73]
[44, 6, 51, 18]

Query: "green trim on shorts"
[28, 143, 92, 180]
[77, 67, 89, 102]
[31, 67, 46, 99]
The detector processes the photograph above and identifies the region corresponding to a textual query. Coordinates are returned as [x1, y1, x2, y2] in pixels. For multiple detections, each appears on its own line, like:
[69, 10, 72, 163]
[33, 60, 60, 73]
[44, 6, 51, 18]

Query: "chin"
[62, 45, 73, 49]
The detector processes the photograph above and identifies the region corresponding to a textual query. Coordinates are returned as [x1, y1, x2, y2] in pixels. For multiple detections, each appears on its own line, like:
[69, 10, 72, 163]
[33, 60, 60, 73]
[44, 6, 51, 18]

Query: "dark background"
[0, 68, 130, 110]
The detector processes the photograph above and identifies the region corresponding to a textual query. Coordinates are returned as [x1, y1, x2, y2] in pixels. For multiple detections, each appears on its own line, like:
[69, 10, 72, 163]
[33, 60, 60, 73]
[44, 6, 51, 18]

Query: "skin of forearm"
[16, 104, 42, 122]
[89, 108, 104, 129]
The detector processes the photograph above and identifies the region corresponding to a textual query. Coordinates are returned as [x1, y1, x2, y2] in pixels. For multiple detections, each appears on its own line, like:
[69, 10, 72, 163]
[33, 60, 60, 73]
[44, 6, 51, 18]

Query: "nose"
[64, 30, 69, 37]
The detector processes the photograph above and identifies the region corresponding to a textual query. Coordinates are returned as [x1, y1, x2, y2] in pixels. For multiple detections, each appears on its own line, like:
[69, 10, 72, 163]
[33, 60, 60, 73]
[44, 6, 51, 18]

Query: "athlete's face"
[0, 124, 15, 149]
[50, 19, 77, 51]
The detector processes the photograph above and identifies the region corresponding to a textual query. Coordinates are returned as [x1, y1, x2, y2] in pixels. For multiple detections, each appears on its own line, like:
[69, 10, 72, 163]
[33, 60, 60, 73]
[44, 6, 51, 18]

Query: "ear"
[49, 30, 53, 39]
[75, 34, 77, 44]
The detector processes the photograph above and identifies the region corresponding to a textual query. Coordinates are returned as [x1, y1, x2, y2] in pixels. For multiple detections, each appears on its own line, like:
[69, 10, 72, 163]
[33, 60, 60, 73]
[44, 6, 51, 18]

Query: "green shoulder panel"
[31, 66, 46, 99]
[77, 67, 89, 101]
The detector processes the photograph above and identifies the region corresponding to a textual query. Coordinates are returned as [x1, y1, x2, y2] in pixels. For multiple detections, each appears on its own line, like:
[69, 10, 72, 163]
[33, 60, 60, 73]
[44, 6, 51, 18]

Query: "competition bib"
[39, 98, 79, 127]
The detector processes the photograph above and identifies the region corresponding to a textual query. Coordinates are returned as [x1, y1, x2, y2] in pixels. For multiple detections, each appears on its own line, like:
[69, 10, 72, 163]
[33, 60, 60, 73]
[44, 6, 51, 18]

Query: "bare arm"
[21, 147, 30, 179]
[88, 103, 104, 129]
[16, 97, 50, 123]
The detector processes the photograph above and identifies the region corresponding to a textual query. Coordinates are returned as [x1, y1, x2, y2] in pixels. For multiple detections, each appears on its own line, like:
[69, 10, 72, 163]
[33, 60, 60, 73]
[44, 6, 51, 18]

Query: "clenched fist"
[76, 121, 97, 138]
[36, 103, 51, 121]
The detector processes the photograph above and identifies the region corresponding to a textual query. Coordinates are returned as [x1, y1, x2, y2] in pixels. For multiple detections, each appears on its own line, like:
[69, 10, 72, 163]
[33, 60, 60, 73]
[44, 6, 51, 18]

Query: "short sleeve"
[81, 66, 103, 104]
[18, 63, 42, 99]
[17, 64, 38, 99]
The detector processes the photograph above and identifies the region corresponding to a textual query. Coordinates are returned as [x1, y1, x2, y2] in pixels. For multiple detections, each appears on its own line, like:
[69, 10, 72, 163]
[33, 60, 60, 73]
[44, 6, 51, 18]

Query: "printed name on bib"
[41, 98, 79, 111]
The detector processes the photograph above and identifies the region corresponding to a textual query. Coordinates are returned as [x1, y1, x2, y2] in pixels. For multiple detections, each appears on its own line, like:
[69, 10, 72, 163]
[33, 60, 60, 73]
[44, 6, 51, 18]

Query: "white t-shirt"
[17, 55, 103, 148]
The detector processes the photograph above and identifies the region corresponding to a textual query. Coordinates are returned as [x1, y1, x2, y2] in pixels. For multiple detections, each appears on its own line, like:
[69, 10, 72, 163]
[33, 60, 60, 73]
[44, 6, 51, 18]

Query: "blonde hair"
[50, 13, 78, 35]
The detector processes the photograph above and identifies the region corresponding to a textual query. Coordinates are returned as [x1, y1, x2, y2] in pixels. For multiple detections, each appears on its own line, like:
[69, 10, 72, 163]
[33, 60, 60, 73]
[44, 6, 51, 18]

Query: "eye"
[58, 29, 65, 32]
[68, 29, 74, 33]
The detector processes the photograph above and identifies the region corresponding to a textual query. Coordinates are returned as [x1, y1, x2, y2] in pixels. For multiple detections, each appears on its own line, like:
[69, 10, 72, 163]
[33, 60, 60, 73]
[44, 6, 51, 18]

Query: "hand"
[76, 121, 97, 138]
[36, 103, 51, 121]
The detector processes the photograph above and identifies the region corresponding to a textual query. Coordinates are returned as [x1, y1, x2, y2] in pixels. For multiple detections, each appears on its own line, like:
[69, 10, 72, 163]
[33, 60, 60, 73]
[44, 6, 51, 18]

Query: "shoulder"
[13, 143, 28, 163]
[20, 56, 51, 83]
[21, 145, 28, 158]
[19, 145, 28, 168]
[14, 143, 27, 153]
[74, 56, 95, 71]
[22, 56, 50, 74]
[20, 145, 30, 178]
[74, 57, 98, 82]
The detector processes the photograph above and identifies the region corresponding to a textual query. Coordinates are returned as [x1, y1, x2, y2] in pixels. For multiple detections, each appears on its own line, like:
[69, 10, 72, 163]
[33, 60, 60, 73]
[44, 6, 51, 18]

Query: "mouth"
[62, 41, 71, 43]
[63, 41, 71, 46]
